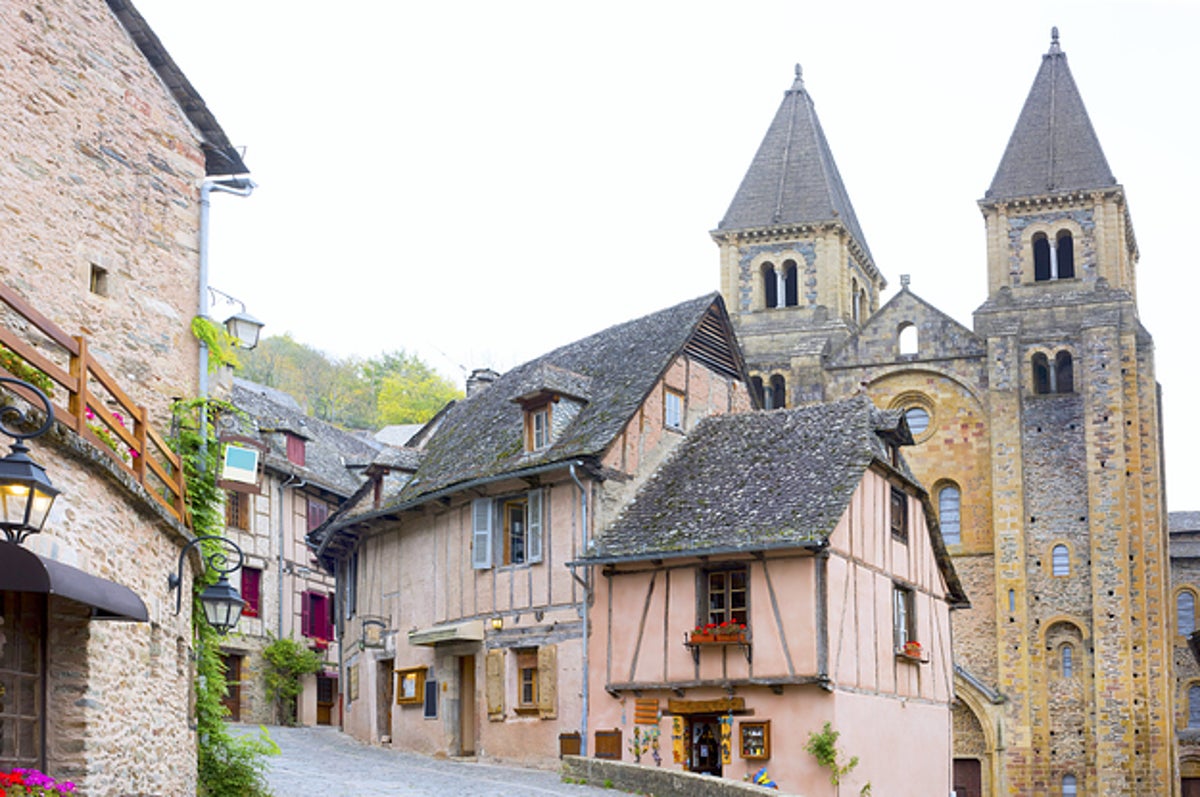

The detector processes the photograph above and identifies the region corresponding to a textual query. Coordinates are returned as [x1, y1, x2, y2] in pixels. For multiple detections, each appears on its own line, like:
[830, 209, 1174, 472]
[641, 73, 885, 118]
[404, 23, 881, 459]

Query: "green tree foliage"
[262, 637, 324, 726]
[237, 336, 461, 430]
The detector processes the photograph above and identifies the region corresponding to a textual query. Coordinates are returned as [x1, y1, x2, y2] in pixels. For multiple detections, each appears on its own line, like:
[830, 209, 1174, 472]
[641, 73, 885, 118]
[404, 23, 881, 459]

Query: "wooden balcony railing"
[0, 283, 188, 525]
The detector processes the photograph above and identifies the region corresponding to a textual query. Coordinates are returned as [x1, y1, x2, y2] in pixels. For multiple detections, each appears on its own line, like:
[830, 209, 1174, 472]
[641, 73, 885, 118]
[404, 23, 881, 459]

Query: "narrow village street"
[238, 725, 617, 796]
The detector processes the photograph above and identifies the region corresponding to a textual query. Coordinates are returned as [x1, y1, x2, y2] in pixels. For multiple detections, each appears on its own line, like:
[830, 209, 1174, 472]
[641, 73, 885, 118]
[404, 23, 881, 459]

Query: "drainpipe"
[197, 178, 255, 463]
[815, 542, 831, 689]
[568, 461, 590, 756]
[278, 474, 305, 639]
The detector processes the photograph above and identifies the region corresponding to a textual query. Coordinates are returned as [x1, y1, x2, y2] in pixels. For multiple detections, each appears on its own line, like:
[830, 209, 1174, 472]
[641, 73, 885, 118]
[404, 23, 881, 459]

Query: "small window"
[1055, 351, 1074, 393]
[225, 490, 250, 531]
[423, 675, 438, 719]
[762, 263, 778, 308]
[473, 490, 544, 569]
[898, 323, 918, 356]
[665, 388, 684, 430]
[345, 551, 359, 620]
[1052, 544, 1069, 577]
[751, 376, 765, 408]
[938, 484, 961, 546]
[1061, 644, 1073, 678]
[89, 264, 108, 296]
[704, 567, 749, 628]
[1179, 591, 1196, 636]
[301, 591, 333, 641]
[893, 584, 916, 649]
[851, 279, 860, 323]
[1190, 685, 1200, 728]
[890, 487, 909, 543]
[517, 648, 539, 709]
[307, 497, 329, 532]
[1033, 352, 1052, 394]
[1056, 231, 1075, 279]
[904, 407, 930, 438]
[1062, 774, 1077, 796]
[240, 566, 262, 618]
[782, 260, 798, 307]
[769, 375, 786, 410]
[286, 433, 306, 466]
[1033, 233, 1052, 281]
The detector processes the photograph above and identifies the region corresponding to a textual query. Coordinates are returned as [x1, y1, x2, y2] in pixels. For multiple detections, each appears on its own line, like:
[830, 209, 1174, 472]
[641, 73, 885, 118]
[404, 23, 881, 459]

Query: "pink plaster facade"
[587, 468, 956, 796]
[338, 352, 752, 766]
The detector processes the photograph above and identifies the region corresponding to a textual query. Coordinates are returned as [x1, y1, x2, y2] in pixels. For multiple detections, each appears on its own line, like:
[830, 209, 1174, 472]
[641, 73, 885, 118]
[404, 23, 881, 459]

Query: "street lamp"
[207, 287, 264, 350]
[0, 377, 59, 545]
[169, 534, 246, 634]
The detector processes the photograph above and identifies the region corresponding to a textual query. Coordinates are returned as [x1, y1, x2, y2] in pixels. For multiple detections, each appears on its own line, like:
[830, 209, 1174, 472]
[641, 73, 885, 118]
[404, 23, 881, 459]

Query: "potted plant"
[689, 621, 748, 644]
[902, 640, 922, 659]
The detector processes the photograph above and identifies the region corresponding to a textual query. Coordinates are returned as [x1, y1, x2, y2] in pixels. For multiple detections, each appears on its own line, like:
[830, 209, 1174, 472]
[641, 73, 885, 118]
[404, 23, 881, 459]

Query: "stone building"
[717, 30, 1174, 795]
[218, 378, 381, 727]
[0, 0, 250, 793]
[1169, 512, 1200, 795]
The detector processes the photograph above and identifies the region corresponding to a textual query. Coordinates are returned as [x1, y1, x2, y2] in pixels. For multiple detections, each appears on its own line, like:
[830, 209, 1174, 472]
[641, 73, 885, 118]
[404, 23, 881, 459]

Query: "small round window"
[904, 406, 930, 437]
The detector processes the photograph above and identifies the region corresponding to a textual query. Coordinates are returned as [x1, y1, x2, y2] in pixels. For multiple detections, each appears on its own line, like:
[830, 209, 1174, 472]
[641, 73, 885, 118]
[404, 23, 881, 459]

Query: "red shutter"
[301, 591, 313, 637]
[286, 434, 306, 466]
[242, 568, 261, 617]
[307, 499, 328, 532]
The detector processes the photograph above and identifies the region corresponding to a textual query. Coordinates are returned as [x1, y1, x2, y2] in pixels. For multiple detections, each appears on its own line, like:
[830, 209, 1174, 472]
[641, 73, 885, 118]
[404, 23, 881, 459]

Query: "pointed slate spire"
[719, 65, 873, 263]
[986, 28, 1116, 200]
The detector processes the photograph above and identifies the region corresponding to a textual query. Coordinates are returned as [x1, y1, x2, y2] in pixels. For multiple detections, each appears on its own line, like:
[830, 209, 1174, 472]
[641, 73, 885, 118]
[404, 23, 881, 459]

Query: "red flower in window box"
[902, 640, 923, 659]
[309, 637, 330, 652]
[688, 621, 747, 644]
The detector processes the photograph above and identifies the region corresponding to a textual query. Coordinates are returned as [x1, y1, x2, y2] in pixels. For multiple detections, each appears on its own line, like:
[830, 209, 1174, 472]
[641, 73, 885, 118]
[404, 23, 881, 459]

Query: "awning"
[408, 619, 484, 646]
[0, 543, 148, 621]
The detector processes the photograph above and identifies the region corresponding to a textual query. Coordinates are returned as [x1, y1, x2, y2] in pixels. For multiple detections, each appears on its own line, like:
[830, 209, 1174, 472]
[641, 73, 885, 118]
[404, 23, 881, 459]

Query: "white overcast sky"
[133, 1, 1200, 510]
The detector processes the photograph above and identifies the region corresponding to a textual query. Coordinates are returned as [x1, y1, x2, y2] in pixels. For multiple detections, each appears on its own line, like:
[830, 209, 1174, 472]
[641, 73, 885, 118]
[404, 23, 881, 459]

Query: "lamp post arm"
[169, 534, 245, 615]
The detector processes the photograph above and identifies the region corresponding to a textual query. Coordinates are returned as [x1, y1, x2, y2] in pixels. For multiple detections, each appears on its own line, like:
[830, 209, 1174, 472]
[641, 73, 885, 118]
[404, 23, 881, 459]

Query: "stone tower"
[972, 28, 1173, 794]
[720, 31, 1177, 795]
[712, 65, 885, 408]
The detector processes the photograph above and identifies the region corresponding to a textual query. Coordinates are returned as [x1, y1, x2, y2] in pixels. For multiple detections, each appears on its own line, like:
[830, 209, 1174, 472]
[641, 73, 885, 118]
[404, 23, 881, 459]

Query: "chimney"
[466, 368, 500, 397]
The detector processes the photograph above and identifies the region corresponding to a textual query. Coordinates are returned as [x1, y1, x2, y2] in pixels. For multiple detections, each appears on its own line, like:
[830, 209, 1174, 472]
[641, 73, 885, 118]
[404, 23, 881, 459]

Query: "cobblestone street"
[236, 725, 616, 797]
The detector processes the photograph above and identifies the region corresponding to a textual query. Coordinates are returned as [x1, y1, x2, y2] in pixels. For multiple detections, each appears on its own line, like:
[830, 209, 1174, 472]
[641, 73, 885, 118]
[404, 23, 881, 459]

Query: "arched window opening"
[1180, 591, 1196, 636]
[751, 376, 765, 408]
[1052, 544, 1069, 576]
[1055, 351, 1074, 393]
[851, 278, 860, 323]
[1033, 353, 1052, 394]
[1190, 685, 1200, 728]
[904, 407, 930, 438]
[761, 263, 778, 308]
[769, 375, 787, 410]
[939, 484, 961, 546]
[1061, 644, 1074, 678]
[859, 289, 868, 320]
[898, 323, 918, 356]
[1057, 231, 1075, 279]
[1062, 774, 1077, 796]
[783, 260, 798, 307]
[1033, 233, 1051, 281]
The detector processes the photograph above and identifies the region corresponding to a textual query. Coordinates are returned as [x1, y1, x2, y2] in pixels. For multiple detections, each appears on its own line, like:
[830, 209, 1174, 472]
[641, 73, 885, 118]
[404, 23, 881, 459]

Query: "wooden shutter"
[526, 489, 543, 564]
[537, 643, 556, 719]
[485, 649, 505, 720]
[472, 498, 493, 569]
[301, 591, 312, 637]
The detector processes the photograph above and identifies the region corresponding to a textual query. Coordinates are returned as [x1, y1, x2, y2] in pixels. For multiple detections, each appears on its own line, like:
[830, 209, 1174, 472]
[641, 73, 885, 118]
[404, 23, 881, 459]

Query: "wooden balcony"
[0, 283, 188, 525]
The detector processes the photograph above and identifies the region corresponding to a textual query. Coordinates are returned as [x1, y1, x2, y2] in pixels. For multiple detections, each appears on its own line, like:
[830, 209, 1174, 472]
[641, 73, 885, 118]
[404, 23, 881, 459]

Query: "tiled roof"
[985, 29, 1115, 201]
[230, 378, 383, 497]
[585, 397, 913, 560]
[717, 65, 873, 266]
[1170, 512, 1200, 534]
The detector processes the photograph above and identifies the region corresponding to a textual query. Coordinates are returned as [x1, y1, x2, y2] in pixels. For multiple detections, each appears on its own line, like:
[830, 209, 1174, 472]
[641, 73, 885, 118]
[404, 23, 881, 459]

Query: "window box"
[898, 640, 926, 663]
[684, 624, 751, 664]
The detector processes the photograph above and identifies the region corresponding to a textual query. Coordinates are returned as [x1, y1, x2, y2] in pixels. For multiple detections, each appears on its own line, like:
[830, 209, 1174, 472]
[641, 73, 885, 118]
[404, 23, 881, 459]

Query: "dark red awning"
[0, 543, 148, 621]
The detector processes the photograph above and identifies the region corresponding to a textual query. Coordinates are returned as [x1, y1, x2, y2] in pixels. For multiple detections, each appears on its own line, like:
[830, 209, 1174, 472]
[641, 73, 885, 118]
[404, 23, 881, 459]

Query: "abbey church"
[715, 29, 1175, 795]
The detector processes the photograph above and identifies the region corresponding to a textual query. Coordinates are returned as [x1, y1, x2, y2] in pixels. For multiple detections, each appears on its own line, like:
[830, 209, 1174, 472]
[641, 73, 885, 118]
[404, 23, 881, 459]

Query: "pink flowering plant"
[0, 768, 76, 795]
[84, 406, 139, 465]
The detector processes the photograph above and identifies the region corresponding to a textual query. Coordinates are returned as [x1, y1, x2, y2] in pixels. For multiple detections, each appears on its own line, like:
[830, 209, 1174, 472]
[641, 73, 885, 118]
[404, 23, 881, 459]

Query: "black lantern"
[169, 534, 246, 634]
[222, 310, 264, 350]
[0, 378, 59, 544]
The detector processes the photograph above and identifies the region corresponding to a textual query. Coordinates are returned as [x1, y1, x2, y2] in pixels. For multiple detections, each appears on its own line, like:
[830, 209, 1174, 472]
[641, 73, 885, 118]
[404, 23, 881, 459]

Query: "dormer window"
[286, 432, 306, 466]
[529, 405, 552, 451]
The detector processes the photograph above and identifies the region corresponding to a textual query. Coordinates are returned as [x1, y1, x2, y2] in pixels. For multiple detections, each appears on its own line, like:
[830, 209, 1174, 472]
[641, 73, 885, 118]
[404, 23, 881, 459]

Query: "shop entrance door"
[316, 675, 336, 725]
[688, 716, 722, 776]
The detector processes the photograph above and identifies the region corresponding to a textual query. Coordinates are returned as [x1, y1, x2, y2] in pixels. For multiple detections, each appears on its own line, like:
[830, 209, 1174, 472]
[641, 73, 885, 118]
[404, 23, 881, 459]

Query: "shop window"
[938, 484, 961, 545]
[240, 567, 262, 618]
[893, 583, 916, 650]
[665, 387, 684, 430]
[472, 490, 544, 569]
[703, 566, 748, 628]
[1052, 544, 1069, 576]
[225, 490, 250, 531]
[891, 487, 909, 543]
[1180, 590, 1197, 635]
[286, 432, 306, 466]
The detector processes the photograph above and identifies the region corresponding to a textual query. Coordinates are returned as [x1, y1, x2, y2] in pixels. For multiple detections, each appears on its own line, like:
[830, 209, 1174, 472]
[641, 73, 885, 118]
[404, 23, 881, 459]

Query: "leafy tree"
[262, 637, 324, 726]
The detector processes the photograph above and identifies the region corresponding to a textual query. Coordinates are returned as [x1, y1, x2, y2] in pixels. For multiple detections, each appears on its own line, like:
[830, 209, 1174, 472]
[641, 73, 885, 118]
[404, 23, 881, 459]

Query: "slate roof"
[230, 378, 383, 497]
[717, 65, 874, 266]
[582, 396, 968, 605]
[107, 0, 249, 176]
[985, 29, 1115, 201]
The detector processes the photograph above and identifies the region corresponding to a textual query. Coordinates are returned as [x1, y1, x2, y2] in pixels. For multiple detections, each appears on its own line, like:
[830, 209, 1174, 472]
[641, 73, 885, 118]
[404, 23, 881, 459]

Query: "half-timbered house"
[310, 293, 753, 766]
[577, 397, 968, 795]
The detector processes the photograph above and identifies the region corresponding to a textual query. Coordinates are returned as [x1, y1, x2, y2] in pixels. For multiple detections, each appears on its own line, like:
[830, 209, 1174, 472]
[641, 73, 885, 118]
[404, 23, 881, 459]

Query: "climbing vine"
[262, 637, 323, 726]
[171, 397, 277, 796]
[191, 316, 243, 372]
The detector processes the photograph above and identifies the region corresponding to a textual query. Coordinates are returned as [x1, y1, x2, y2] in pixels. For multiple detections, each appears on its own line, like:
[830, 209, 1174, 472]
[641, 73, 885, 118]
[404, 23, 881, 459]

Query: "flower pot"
[690, 634, 715, 644]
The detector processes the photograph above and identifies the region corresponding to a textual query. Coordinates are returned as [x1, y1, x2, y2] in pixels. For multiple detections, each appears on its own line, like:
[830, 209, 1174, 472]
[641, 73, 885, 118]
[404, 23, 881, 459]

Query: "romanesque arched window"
[938, 483, 961, 546]
[1190, 684, 1200, 728]
[1179, 590, 1196, 636]
[1062, 774, 1077, 796]
[1033, 352, 1052, 394]
[769, 374, 786, 409]
[1052, 544, 1069, 576]
[1033, 232, 1052, 281]
[898, 323, 918, 356]
[851, 278, 860, 323]
[1055, 351, 1074, 393]
[1061, 643, 1074, 678]
[762, 263, 778, 308]
[1057, 231, 1075, 279]
[782, 260, 798, 307]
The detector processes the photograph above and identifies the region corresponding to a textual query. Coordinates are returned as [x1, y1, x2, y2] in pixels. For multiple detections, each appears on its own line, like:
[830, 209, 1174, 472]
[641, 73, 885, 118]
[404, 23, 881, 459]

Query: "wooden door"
[689, 717, 722, 775]
[1183, 778, 1200, 797]
[460, 655, 476, 756]
[220, 654, 241, 722]
[316, 675, 335, 725]
[953, 758, 982, 797]
[377, 658, 394, 740]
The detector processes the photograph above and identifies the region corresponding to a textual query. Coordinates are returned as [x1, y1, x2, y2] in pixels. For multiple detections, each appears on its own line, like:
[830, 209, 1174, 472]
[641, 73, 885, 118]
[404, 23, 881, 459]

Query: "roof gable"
[985, 28, 1115, 201]
[717, 65, 873, 266]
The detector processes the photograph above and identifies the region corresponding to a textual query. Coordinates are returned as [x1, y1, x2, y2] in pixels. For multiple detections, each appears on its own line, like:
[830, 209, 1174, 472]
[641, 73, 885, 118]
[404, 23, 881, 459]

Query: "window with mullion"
[706, 568, 748, 627]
